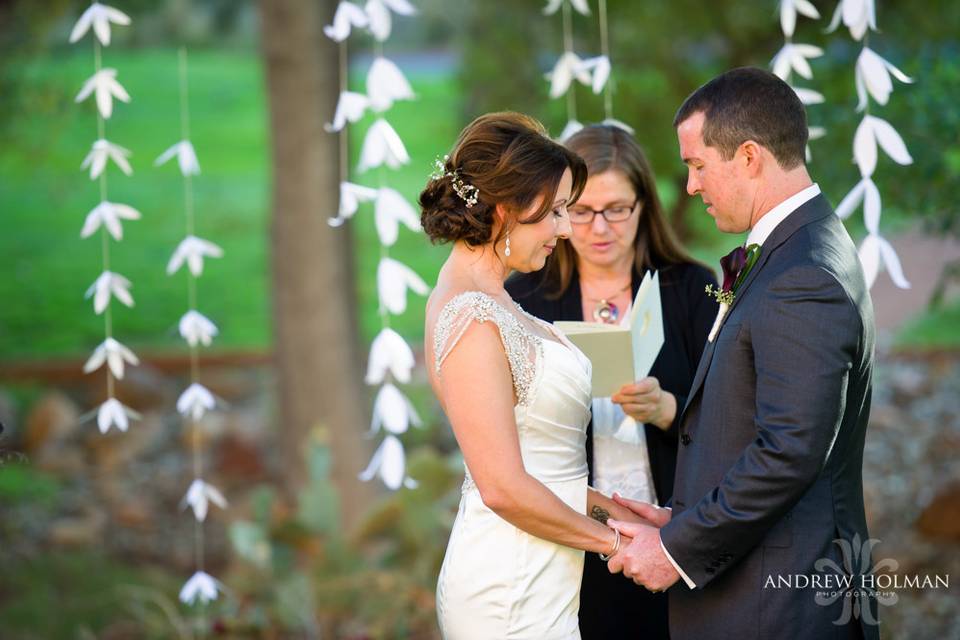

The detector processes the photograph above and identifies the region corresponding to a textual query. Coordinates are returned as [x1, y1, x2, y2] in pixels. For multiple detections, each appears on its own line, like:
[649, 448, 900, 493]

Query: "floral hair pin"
[430, 154, 480, 208]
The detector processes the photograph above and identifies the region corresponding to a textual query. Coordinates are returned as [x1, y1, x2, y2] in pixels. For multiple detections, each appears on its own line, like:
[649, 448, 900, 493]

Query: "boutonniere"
[706, 243, 760, 342]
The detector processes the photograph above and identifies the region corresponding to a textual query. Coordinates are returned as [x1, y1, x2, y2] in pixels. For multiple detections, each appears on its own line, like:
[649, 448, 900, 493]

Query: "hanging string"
[92, 37, 117, 399]
[598, 0, 612, 120]
[562, 0, 577, 123]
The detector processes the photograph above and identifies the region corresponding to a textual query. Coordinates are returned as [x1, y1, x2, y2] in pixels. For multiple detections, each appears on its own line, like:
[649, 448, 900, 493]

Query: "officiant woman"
[506, 124, 717, 639]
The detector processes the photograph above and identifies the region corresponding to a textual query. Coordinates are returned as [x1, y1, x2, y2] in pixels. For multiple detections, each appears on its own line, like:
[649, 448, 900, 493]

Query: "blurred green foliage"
[461, 0, 960, 240]
[3, 2, 958, 360]
[223, 437, 462, 638]
[0, 460, 60, 506]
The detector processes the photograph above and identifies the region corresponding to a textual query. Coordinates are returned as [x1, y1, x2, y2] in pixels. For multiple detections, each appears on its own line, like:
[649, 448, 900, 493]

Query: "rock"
[0, 388, 16, 437]
[112, 499, 155, 530]
[109, 364, 175, 412]
[22, 392, 81, 455]
[85, 412, 165, 473]
[916, 483, 960, 541]
[48, 508, 107, 547]
[213, 433, 269, 486]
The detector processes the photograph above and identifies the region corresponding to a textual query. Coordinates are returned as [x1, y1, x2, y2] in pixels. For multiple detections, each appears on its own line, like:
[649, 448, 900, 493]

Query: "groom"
[606, 67, 878, 640]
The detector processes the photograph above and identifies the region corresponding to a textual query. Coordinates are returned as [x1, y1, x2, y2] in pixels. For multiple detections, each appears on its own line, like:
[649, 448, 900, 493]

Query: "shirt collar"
[746, 183, 821, 248]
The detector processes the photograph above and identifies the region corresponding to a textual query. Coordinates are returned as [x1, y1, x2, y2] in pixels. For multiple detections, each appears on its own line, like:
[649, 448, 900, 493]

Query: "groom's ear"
[737, 139, 765, 177]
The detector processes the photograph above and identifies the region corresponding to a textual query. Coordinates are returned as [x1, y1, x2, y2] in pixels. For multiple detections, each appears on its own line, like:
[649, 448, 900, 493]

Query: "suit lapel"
[678, 194, 835, 422]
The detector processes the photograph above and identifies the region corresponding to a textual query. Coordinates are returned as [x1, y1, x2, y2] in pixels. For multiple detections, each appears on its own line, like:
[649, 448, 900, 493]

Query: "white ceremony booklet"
[554, 270, 664, 398]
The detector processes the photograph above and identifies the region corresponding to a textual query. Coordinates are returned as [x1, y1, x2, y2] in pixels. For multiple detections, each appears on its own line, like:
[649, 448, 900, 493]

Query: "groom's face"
[677, 111, 751, 233]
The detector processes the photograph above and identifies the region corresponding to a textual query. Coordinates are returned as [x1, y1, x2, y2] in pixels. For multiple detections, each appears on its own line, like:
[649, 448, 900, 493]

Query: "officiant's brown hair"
[420, 112, 587, 249]
[541, 124, 699, 297]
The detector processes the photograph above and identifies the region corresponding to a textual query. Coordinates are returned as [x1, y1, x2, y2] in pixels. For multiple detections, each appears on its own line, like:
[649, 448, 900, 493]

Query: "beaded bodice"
[432, 291, 593, 492]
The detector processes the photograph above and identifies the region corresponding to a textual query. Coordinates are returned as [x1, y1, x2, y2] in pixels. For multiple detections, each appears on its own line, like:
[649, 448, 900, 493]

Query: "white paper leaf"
[374, 187, 421, 246]
[867, 115, 913, 167]
[841, 0, 875, 40]
[81, 139, 132, 179]
[177, 383, 216, 421]
[358, 434, 407, 489]
[85, 271, 134, 314]
[543, 0, 563, 14]
[358, 118, 410, 172]
[572, 0, 591, 15]
[179, 310, 219, 347]
[558, 119, 584, 142]
[793, 86, 824, 105]
[545, 52, 591, 99]
[69, 2, 130, 46]
[179, 571, 221, 605]
[366, 57, 415, 113]
[181, 479, 228, 522]
[366, 328, 415, 384]
[877, 236, 910, 289]
[325, 91, 369, 132]
[95, 397, 140, 434]
[835, 180, 867, 220]
[579, 55, 611, 94]
[770, 43, 823, 81]
[858, 234, 880, 289]
[365, 0, 391, 41]
[154, 140, 200, 176]
[853, 115, 877, 177]
[780, 0, 821, 37]
[382, 0, 417, 16]
[167, 235, 224, 277]
[862, 177, 881, 234]
[324, 1, 369, 41]
[377, 257, 429, 315]
[371, 382, 422, 435]
[83, 337, 139, 379]
[330, 181, 379, 227]
[80, 201, 141, 241]
[75, 68, 130, 119]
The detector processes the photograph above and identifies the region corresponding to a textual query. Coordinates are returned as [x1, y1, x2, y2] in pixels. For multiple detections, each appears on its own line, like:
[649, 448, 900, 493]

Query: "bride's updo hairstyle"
[419, 112, 587, 248]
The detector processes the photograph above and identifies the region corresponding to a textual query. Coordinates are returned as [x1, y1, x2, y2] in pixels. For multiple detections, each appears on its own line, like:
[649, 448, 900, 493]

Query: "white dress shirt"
[661, 183, 821, 590]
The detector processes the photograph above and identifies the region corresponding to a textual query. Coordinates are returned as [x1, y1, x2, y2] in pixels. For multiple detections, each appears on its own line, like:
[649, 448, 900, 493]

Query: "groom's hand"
[605, 520, 680, 592]
[612, 494, 672, 528]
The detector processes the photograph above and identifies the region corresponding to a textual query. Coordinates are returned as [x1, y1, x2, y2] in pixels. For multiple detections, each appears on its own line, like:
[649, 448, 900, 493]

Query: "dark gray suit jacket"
[660, 194, 879, 640]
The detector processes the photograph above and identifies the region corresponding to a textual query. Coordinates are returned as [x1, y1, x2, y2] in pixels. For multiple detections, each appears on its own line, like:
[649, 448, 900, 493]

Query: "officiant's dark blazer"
[660, 194, 879, 640]
[507, 260, 717, 639]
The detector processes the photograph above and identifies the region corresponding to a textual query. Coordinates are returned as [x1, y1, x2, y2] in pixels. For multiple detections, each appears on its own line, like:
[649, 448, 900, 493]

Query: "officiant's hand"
[605, 519, 680, 592]
[612, 494, 672, 528]
[611, 377, 676, 430]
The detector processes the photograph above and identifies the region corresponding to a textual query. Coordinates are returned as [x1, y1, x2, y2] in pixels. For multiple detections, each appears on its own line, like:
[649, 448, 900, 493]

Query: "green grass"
[895, 297, 960, 348]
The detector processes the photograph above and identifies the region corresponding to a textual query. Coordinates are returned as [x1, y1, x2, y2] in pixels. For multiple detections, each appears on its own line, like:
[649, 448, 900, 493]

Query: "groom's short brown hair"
[673, 67, 808, 170]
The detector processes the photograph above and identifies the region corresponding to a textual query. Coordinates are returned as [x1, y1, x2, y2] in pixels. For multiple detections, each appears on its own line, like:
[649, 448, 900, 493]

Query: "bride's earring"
[505, 233, 511, 257]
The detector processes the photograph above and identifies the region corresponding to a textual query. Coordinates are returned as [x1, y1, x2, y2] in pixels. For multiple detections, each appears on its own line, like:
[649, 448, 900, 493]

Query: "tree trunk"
[259, 0, 375, 530]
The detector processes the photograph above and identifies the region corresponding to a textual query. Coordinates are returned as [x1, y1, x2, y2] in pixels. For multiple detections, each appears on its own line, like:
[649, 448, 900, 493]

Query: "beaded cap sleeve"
[433, 291, 540, 406]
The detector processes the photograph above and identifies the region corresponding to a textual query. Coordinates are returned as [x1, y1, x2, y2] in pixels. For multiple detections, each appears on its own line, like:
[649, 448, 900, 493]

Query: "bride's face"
[503, 168, 574, 273]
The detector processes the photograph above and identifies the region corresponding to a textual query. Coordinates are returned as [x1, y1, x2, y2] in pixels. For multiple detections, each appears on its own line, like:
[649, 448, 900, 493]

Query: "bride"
[421, 113, 639, 639]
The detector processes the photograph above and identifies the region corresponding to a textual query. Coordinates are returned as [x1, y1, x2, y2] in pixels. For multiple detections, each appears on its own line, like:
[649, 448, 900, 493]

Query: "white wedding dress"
[432, 291, 593, 640]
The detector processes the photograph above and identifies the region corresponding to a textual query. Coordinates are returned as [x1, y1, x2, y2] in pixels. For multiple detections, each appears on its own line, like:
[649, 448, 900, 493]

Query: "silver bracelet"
[599, 528, 620, 561]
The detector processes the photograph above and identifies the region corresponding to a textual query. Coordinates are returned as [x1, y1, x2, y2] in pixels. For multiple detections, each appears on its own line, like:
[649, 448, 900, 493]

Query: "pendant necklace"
[582, 280, 631, 324]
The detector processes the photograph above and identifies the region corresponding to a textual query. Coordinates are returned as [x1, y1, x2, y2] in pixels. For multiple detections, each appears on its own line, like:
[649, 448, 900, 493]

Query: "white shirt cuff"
[660, 537, 696, 589]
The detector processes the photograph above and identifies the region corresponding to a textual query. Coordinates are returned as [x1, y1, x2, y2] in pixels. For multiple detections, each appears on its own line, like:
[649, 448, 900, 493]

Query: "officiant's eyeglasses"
[568, 199, 639, 225]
